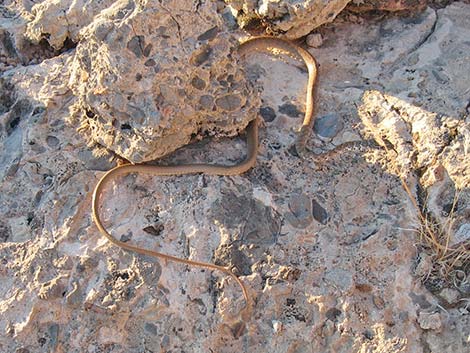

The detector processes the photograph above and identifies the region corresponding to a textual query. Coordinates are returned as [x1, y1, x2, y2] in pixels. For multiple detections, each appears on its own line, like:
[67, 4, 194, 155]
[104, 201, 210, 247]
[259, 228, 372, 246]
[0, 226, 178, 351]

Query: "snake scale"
[92, 37, 318, 326]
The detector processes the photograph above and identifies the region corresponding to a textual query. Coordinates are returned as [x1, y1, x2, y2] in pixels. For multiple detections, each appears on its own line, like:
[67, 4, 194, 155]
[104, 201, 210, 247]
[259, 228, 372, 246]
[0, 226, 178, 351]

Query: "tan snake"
[92, 37, 318, 328]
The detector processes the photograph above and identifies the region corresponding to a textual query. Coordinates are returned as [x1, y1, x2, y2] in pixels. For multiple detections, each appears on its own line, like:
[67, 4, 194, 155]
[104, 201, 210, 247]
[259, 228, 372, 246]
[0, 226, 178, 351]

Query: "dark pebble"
[259, 106, 276, 122]
[127, 35, 145, 58]
[325, 307, 342, 321]
[46, 135, 60, 148]
[215, 94, 241, 111]
[286, 193, 313, 229]
[144, 322, 158, 335]
[197, 26, 219, 41]
[191, 76, 206, 90]
[312, 199, 328, 224]
[199, 95, 214, 109]
[279, 102, 301, 118]
[313, 113, 343, 138]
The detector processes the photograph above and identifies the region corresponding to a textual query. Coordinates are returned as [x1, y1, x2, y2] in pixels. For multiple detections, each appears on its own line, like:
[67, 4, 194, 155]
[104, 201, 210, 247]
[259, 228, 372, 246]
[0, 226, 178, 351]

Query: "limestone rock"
[348, 0, 427, 12]
[25, 0, 117, 49]
[226, 0, 352, 39]
[67, 1, 259, 163]
[1, 1, 470, 353]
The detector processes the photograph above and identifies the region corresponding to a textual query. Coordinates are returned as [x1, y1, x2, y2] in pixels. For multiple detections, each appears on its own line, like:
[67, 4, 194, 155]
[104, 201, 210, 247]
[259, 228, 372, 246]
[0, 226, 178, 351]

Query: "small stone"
[144, 322, 158, 335]
[259, 106, 276, 122]
[312, 199, 328, 225]
[279, 102, 301, 118]
[373, 295, 385, 309]
[325, 307, 342, 321]
[285, 193, 313, 229]
[363, 329, 374, 340]
[438, 288, 460, 305]
[144, 58, 156, 67]
[199, 95, 214, 109]
[272, 320, 283, 333]
[197, 26, 219, 41]
[215, 94, 242, 111]
[127, 35, 145, 58]
[46, 135, 60, 148]
[417, 311, 442, 331]
[191, 76, 206, 90]
[190, 45, 212, 66]
[120, 232, 132, 242]
[306, 33, 323, 48]
[313, 113, 344, 138]
[142, 224, 164, 236]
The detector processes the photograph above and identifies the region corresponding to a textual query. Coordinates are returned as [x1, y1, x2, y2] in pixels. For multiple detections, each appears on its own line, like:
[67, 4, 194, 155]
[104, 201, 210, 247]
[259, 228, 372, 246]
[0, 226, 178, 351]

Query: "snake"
[92, 37, 318, 328]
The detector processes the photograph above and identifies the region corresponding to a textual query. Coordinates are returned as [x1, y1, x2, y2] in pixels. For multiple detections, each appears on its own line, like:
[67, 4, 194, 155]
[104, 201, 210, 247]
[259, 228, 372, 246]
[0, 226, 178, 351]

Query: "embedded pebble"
[285, 193, 313, 229]
[215, 94, 242, 111]
[46, 135, 60, 148]
[313, 113, 344, 138]
[260, 106, 276, 122]
[0, 2, 469, 353]
[279, 102, 301, 118]
[312, 199, 328, 225]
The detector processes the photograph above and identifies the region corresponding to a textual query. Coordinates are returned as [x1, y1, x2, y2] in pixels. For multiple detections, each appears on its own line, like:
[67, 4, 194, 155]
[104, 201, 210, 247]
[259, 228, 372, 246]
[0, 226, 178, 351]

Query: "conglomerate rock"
[66, 0, 259, 163]
[226, 0, 432, 39]
[226, 0, 352, 38]
[0, 1, 469, 353]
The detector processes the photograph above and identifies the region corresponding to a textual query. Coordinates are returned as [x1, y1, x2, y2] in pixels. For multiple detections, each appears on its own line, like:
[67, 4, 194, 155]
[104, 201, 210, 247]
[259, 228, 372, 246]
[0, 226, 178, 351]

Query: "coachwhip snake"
[92, 37, 318, 328]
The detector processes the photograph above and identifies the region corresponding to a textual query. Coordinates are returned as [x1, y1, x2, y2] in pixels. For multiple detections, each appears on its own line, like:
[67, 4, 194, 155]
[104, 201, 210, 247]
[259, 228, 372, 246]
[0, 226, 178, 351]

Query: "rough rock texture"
[0, 2, 469, 353]
[348, 0, 427, 12]
[226, 0, 436, 38]
[226, 0, 352, 38]
[3, 0, 260, 163]
[66, 0, 261, 163]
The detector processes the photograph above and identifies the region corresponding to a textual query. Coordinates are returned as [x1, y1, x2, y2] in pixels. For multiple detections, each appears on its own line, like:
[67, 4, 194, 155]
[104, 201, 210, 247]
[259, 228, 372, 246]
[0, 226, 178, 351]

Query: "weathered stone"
[285, 193, 313, 229]
[306, 33, 323, 48]
[226, 0, 352, 39]
[0, 2, 469, 353]
[438, 288, 460, 305]
[66, 1, 259, 163]
[348, 0, 427, 12]
[417, 311, 442, 331]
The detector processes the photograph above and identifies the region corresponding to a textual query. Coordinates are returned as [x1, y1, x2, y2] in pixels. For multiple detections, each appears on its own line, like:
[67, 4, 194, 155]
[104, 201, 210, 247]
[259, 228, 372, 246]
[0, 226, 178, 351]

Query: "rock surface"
[226, 0, 352, 38]
[226, 0, 434, 39]
[0, 1, 469, 353]
[67, 0, 259, 163]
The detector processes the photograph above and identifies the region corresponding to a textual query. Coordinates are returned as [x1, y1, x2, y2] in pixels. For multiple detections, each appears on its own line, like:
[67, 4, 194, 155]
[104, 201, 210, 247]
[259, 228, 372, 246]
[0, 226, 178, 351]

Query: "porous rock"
[226, 0, 352, 39]
[67, 1, 259, 163]
[0, 1, 470, 353]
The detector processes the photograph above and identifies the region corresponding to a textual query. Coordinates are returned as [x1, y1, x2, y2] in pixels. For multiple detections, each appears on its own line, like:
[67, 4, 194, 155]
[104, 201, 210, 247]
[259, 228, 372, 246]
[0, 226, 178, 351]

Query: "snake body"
[92, 37, 318, 326]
